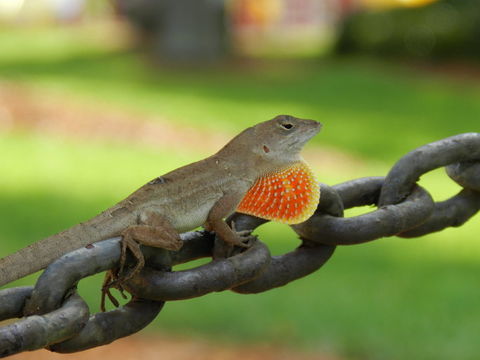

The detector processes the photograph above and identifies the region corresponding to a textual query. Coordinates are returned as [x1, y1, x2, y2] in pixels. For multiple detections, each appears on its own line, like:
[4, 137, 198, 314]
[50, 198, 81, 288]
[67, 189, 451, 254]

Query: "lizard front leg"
[205, 193, 252, 248]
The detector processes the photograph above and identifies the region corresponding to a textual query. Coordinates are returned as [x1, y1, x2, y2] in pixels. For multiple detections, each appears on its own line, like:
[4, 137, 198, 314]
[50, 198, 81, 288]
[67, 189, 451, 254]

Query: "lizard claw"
[231, 239, 250, 248]
[236, 229, 253, 237]
[100, 270, 129, 312]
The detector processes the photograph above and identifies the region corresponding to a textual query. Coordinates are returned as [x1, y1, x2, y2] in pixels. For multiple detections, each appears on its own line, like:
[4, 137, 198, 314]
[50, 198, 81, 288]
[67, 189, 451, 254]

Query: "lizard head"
[217, 115, 321, 174]
[251, 115, 322, 167]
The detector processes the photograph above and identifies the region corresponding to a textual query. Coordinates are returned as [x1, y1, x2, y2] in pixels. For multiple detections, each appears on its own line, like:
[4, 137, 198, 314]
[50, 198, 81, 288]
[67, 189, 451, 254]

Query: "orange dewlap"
[237, 162, 320, 224]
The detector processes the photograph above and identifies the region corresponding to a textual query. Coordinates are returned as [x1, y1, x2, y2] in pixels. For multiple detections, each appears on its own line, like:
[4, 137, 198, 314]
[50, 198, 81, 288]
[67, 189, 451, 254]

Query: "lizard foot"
[100, 233, 145, 311]
[213, 222, 257, 259]
[100, 270, 128, 312]
[230, 221, 256, 247]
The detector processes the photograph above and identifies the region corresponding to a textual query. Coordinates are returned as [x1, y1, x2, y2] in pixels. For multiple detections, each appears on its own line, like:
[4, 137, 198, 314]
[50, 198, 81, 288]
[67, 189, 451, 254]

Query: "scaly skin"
[0, 115, 322, 287]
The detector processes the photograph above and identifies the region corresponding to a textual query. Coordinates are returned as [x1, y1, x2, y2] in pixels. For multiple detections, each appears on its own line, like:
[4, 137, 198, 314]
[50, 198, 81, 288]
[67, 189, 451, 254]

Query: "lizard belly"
[170, 200, 214, 233]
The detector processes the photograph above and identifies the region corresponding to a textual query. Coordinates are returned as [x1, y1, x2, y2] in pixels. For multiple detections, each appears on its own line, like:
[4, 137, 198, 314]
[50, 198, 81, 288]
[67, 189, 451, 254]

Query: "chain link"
[0, 133, 478, 357]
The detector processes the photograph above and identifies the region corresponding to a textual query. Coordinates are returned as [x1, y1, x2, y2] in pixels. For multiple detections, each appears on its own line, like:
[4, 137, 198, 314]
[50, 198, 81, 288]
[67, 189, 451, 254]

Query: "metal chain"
[0, 133, 479, 357]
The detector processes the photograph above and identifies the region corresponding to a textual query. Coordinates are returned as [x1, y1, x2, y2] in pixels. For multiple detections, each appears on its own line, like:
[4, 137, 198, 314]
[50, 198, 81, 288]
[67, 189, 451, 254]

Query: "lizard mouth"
[288, 125, 321, 150]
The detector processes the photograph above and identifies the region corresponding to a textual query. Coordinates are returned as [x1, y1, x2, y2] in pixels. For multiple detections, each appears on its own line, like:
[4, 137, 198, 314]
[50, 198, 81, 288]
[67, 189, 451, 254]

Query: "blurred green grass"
[0, 24, 479, 161]
[0, 23, 479, 360]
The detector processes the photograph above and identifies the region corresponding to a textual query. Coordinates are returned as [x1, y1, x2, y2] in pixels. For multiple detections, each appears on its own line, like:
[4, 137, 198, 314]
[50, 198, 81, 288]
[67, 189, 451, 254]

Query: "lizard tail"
[0, 230, 89, 287]
[0, 211, 127, 287]
[0, 201, 136, 287]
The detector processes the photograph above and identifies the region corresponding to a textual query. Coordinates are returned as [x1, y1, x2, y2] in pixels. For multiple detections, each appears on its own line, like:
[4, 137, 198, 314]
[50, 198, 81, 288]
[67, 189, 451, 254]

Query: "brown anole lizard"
[0, 115, 321, 288]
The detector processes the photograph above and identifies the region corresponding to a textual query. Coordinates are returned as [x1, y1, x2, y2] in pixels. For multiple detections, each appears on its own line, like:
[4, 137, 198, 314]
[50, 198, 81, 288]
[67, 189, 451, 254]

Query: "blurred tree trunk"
[116, 0, 228, 63]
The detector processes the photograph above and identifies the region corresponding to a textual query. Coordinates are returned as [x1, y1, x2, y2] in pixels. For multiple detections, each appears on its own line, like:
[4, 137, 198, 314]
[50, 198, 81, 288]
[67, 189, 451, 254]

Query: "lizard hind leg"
[102, 211, 183, 309]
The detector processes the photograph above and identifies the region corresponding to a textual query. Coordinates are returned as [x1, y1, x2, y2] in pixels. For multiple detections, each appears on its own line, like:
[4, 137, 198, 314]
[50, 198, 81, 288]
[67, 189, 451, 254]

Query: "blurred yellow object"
[361, 0, 438, 8]
[230, 0, 338, 58]
[240, 0, 282, 26]
[397, 0, 438, 7]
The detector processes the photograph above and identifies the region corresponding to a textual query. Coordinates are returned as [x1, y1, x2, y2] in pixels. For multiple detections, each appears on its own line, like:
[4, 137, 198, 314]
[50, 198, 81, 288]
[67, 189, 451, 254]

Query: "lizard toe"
[236, 229, 253, 237]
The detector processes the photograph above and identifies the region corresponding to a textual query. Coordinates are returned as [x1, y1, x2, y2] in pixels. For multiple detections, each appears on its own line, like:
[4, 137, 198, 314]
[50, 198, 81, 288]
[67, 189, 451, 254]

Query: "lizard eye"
[281, 123, 293, 130]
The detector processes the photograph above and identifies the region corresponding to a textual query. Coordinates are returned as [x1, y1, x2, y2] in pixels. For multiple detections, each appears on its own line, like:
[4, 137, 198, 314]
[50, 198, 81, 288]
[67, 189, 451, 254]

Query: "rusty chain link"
[0, 133, 479, 357]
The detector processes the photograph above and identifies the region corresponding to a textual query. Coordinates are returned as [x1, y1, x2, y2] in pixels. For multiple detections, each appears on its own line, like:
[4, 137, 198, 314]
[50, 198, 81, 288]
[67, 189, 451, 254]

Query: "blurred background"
[0, 0, 479, 359]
